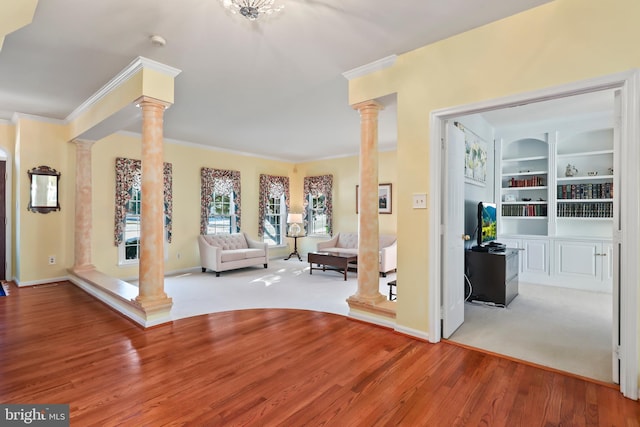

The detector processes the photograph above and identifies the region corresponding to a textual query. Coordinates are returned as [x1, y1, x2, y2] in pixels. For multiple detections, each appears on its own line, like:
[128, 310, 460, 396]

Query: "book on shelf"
[557, 182, 613, 200]
[556, 202, 613, 218]
[508, 176, 545, 187]
[501, 203, 548, 217]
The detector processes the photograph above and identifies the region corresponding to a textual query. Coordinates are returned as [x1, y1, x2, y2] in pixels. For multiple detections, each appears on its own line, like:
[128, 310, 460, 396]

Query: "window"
[201, 168, 241, 235]
[258, 174, 290, 245]
[303, 175, 333, 236]
[263, 195, 286, 245]
[115, 157, 172, 265]
[118, 187, 142, 263]
[307, 193, 329, 236]
[207, 192, 237, 234]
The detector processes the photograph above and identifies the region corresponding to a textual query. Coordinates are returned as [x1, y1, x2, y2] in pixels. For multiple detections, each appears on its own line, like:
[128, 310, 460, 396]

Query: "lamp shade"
[287, 213, 303, 224]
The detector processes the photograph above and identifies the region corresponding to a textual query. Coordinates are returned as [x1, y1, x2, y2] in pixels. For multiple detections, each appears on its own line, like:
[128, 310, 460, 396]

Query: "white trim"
[342, 55, 397, 81]
[14, 275, 70, 287]
[11, 112, 66, 125]
[347, 310, 396, 329]
[430, 69, 639, 400]
[66, 56, 181, 122]
[428, 114, 444, 344]
[0, 151, 12, 281]
[68, 276, 149, 327]
[394, 324, 430, 341]
[618, 71, 640, 400]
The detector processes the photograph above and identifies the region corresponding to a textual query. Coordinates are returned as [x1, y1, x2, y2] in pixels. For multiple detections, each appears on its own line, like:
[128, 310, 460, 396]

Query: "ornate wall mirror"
[28, 166, 61, 213]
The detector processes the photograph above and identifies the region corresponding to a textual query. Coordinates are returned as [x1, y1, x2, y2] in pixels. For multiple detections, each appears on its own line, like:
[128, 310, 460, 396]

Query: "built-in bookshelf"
[499, 136, 550, 236]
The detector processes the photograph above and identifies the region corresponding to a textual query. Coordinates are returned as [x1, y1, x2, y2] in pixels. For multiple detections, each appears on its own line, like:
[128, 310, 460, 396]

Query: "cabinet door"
[522, 239, 549, 275]
[554, 240, 600, 281]
[603, 242, 614, 283]
[498, 238, 523, 273]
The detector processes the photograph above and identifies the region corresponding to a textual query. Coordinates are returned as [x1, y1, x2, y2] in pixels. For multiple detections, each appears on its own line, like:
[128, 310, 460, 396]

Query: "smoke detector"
[150, 35, 166, 47]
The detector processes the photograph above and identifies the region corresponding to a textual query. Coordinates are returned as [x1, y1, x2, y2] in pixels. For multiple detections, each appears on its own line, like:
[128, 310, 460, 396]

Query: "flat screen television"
[477, 201, 498, 247]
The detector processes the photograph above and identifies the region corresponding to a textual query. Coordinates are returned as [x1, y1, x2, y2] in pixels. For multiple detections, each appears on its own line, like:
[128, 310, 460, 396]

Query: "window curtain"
[200, 168, 241, 235]
[258, 174, 290, 238]
[303, 174, 333, 235]
[114, 157, 173, 245]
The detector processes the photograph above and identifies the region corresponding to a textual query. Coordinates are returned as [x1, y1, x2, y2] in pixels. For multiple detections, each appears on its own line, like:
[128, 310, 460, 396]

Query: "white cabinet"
[555, 127, 614, 239]
[496, 237, 549, 281]
[499, 134, 550, 237]
[495, 121, 615, 292]
[553, 239, 612, 292]
[522, 239, 550, 277]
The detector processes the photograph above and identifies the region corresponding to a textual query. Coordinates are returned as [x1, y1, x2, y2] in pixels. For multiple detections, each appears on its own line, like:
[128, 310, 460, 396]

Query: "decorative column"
[133, 96, 172, 313]
[72, 139, 95, 272]
[348, 100, 386, 305]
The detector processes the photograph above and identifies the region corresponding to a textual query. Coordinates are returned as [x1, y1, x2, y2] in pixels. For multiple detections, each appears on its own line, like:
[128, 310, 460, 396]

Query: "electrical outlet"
[48, 255, 56, 265]
[413, 193, 427, 209]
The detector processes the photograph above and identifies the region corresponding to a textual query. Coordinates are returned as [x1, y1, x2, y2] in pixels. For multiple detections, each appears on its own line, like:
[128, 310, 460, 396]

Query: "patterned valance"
[258, 174, 290, 237]
[114, 157, 173, 245]
[200, 168, 241, 235]
[303, 174, 333, 235]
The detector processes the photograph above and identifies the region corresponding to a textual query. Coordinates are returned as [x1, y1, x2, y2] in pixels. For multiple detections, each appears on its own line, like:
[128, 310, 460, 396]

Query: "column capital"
[352, 100, 383, 113]
[135, 95, 172, 110]
[71, 139, 95, 148]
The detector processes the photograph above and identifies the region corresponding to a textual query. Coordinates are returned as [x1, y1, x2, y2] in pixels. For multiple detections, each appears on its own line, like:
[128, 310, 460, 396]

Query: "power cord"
[464, 273, 473, 302]
[464, 273, 506, 308]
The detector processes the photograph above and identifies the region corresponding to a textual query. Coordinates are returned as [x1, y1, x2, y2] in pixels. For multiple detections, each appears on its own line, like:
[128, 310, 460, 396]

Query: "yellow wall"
[13, 118, 70, 283]
[349, 0, 640, 373]
[91, 133, 294, 279]
[295, 151, 397, 255]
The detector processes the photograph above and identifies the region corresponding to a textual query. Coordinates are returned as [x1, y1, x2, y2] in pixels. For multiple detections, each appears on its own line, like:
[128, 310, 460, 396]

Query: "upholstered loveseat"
[198, 232, 268, 277]
[316, 232, 397, 276]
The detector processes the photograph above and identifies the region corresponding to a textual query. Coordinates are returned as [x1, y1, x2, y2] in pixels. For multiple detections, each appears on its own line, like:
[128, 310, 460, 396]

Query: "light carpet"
[449, 282, 613, 383]
[158, 258, 396, 321]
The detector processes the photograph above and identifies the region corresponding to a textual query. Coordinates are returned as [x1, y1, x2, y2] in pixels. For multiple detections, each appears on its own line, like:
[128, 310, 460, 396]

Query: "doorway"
[429, 71, 640, 400]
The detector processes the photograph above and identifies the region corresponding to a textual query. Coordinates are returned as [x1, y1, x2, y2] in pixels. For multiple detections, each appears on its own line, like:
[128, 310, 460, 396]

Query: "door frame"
[0, 150, 11, 281]
[428, 70, 639, 399]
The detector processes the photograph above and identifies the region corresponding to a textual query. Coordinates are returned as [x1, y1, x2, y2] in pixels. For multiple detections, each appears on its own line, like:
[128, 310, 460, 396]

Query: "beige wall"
[7, 126, 395, 283]
[294, 151, 397, 255]
[91, 133, 294, 279]
[349, 0, 640, 376]
[13, 118, 70, 283]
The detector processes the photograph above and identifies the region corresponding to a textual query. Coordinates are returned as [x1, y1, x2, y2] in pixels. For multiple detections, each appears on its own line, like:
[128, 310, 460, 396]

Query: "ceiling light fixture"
[220, 0, 284, 21]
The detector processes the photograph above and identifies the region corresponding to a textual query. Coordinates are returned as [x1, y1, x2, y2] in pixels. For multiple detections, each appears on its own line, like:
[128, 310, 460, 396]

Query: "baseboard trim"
[394, 324, 430, 342]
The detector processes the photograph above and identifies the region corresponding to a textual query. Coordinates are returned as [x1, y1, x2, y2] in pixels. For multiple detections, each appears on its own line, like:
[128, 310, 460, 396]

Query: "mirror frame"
[28, 165, 61, 214]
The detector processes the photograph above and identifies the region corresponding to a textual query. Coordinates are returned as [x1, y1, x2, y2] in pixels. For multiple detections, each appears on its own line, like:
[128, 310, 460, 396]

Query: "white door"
[442, 122, 466, 338]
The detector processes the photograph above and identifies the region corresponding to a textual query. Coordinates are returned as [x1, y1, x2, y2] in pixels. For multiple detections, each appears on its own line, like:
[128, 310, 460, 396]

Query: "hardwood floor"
[1, 281, 638, 426]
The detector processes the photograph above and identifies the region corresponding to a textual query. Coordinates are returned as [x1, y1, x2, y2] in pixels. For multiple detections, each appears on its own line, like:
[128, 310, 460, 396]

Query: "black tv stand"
[465, 248, 519, 306]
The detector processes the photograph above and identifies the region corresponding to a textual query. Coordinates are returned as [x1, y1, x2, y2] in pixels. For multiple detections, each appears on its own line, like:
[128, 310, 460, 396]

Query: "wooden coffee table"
[308, 251, 358, 281]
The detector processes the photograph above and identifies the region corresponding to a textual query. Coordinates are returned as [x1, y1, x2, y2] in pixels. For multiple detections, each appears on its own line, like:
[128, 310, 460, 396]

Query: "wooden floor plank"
[1, 281, 638, 426]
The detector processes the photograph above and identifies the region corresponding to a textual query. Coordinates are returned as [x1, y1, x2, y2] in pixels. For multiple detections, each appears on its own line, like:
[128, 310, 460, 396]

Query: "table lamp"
[287, 213, 303, 236]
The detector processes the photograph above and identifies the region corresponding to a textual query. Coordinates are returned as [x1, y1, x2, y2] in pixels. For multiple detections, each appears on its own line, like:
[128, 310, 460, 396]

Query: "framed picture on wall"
[464, 134, 488, 186]
[356, 183, 392, 214]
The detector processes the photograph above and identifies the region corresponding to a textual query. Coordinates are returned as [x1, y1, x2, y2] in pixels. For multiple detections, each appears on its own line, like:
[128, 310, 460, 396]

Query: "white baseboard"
[348, 310, 396, 329]
[394, 324, 431, 342]
[13, 275, 70, 287]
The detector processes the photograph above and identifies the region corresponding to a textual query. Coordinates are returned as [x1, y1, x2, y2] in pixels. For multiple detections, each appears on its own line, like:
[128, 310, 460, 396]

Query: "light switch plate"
[413, 193, 427, 209]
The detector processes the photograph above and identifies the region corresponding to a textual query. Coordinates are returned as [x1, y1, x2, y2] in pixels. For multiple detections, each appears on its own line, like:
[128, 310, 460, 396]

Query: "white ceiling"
[0, 0, 553, 162]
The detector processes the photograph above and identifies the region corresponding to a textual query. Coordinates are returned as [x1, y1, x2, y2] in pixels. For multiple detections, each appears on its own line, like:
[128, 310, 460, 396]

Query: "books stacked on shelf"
[508, 176, 545, 187]
[557, 182, 613, 199]
[557, 202, 613, 218]
[502, 204, 548, 217]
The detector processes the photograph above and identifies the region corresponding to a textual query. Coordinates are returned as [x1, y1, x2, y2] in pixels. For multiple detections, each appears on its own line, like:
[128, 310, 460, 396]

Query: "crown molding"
[66, 56, 181, 122]
[11, 112, 66, 125]
[342, 55, 397, 81]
